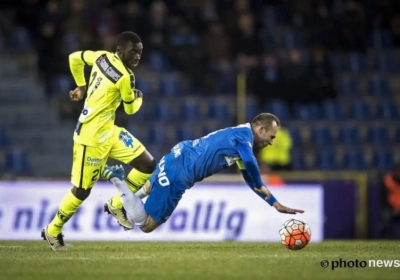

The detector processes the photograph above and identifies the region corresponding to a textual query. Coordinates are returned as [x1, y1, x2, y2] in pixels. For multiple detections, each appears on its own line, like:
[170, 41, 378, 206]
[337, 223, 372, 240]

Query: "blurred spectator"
[258, 127, 293, 171]
[335, 0, 367, 52]
[308, 46, 335, 103]
[281, 49, 312, 106]
[233, 12, 262, 67]
[380, 163, 400, 238]
[249, 52, 283, 104]
[308, 2, 335, 49]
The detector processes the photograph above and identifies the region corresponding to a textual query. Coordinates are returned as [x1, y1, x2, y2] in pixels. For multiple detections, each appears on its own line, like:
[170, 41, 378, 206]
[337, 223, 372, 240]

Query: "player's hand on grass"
[69, 86, 86, 101]
[254, 185, 271, 200]
[273, 201, 304, 215]
[134, 89, 143, 99]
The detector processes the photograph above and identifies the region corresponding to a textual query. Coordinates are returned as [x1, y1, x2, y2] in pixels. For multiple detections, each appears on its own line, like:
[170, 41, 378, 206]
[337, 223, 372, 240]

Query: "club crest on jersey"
[119, 131, 134, 148]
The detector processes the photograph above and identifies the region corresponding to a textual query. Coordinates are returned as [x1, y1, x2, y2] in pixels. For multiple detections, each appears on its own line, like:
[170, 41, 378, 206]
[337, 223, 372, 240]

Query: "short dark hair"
[116, 31, 141, 47]
[251, 113, 281, 130]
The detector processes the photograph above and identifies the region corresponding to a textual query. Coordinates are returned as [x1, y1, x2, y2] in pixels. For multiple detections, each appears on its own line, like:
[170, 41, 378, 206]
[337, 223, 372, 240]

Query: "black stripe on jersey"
[123, 65, 136, 89]
[81, 51, 88, 66]
[122, 99, 134, 104]
[79, 145, 87, 188]
[95, 54, 123, 84]
[126, 178, 141, 189]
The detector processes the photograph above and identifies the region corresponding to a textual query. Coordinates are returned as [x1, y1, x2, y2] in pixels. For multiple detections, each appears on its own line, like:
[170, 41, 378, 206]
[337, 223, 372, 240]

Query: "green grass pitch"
[1, 241, 399, 280]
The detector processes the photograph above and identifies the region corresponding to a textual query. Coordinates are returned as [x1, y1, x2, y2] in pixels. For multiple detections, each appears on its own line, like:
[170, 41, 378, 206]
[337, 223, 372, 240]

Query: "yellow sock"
[111, 168, 152, 209]
[47, 189, 83, 237]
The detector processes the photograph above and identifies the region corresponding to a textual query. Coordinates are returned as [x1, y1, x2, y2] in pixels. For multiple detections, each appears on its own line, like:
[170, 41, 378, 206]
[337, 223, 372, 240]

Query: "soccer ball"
[279, 219, 311, 250]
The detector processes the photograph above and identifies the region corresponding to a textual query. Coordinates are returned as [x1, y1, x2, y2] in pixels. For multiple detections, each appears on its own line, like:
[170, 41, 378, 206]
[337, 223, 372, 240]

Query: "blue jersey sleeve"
[236, 142, 264, 188]
[233, 129, 277, 206]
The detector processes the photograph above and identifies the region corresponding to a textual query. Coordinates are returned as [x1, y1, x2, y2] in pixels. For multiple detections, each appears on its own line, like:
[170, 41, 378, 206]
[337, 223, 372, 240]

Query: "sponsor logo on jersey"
[86, 157, 104, 167]
[224, 156, 240, 166]
[96, 54, 123, 83]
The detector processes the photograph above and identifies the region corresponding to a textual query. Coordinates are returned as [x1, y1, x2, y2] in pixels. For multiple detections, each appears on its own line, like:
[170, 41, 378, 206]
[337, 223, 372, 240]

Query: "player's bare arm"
[273, 201, 305, 214]
[254, 185, 271, 200]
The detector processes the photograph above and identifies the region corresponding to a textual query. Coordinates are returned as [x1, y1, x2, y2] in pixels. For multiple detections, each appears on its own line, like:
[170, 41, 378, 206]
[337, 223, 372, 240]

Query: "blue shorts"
[144, 152, 187, 224]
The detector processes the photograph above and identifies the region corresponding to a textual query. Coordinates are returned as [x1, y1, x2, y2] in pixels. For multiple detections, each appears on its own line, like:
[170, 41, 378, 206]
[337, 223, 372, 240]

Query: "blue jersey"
[145, 123, 277, 224]
[171, 123, 254, 187]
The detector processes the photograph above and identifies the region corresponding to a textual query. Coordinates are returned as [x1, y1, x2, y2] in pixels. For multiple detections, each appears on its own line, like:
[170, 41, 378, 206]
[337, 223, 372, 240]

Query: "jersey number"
[87, 71, 102, 100]
[88, 71, 97, 87]
[91, 169, 100, 182]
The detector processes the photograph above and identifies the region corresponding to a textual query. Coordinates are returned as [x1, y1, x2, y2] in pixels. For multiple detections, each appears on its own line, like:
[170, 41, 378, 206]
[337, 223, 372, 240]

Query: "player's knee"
[140, 226, 154, 233]
[71, 186, 91, 201]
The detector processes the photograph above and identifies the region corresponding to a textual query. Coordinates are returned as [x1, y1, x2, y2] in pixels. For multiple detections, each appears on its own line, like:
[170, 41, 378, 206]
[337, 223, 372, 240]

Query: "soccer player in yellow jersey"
[41, 32, 156, 251]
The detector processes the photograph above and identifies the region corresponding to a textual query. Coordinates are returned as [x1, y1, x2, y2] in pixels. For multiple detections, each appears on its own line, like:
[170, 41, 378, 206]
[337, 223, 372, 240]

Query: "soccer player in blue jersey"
[102, 113, 304, 233]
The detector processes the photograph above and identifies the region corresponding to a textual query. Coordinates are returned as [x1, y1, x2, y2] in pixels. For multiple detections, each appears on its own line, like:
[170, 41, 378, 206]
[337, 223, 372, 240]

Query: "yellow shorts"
[71, 126, 146, 189]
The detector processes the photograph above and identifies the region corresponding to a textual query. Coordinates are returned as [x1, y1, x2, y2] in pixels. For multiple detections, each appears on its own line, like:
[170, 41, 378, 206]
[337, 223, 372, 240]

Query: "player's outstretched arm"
[236, 144, 277, 206]
[119, 75, 143, 115]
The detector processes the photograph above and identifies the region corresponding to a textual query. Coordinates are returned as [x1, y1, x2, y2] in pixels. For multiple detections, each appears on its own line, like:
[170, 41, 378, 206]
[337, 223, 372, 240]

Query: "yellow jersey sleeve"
[118, 74, 142, 115]
[69, 50, 100, 87]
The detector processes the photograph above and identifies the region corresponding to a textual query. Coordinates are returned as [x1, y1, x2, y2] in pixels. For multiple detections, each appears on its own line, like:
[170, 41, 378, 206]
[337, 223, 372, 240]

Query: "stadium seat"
[135, 78, 153, 96]
[329, 54, 342, 72]
[209, 99, 231, 120]
[6, 149, 31, 175]
[159, 75, 182, 97]
[367, 125, 391, 145]
[291, 150, 306, 170]
[372, 149, 394, 171]
[0, 128, 9, 148]
[345, 53, 367, 73]
[282, 29, 303, 49]
[376, 101, 399, 120]
[368, 76, 392, 97]
[148, 51, 168, 73]
[264, 100, 290, 121]
[51, 75, 74, 97]
[395, 127, 400, 143]
[337, 75, 360, 96]
[293, 103, 319, 121]
[202, 122, 225, 137]
[262, 6, 285, 27]
[310, 126, 334, 146]
[176, 124, 200, 141]
[148, 124, 169, 145]
[374, 53, 398, 73]
[154, 102, 176, 121]
[127, 125, 148, 144]
[261, 32, 276, 50]
[343, 149, 367, 170]
[314, 150, 338, 170]
[246, 98, 259, 122]
[286, 126, 302, 146]
[180, 100, 202, 121]
[338, 125, 362, 145]
[349, 100, 372, 121]
[367, 29, 393, 49]
[321, 100, 344, 121]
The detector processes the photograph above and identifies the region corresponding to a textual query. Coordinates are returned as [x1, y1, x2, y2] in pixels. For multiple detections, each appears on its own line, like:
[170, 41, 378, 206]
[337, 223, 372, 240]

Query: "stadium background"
[0, 0, 399, 240]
